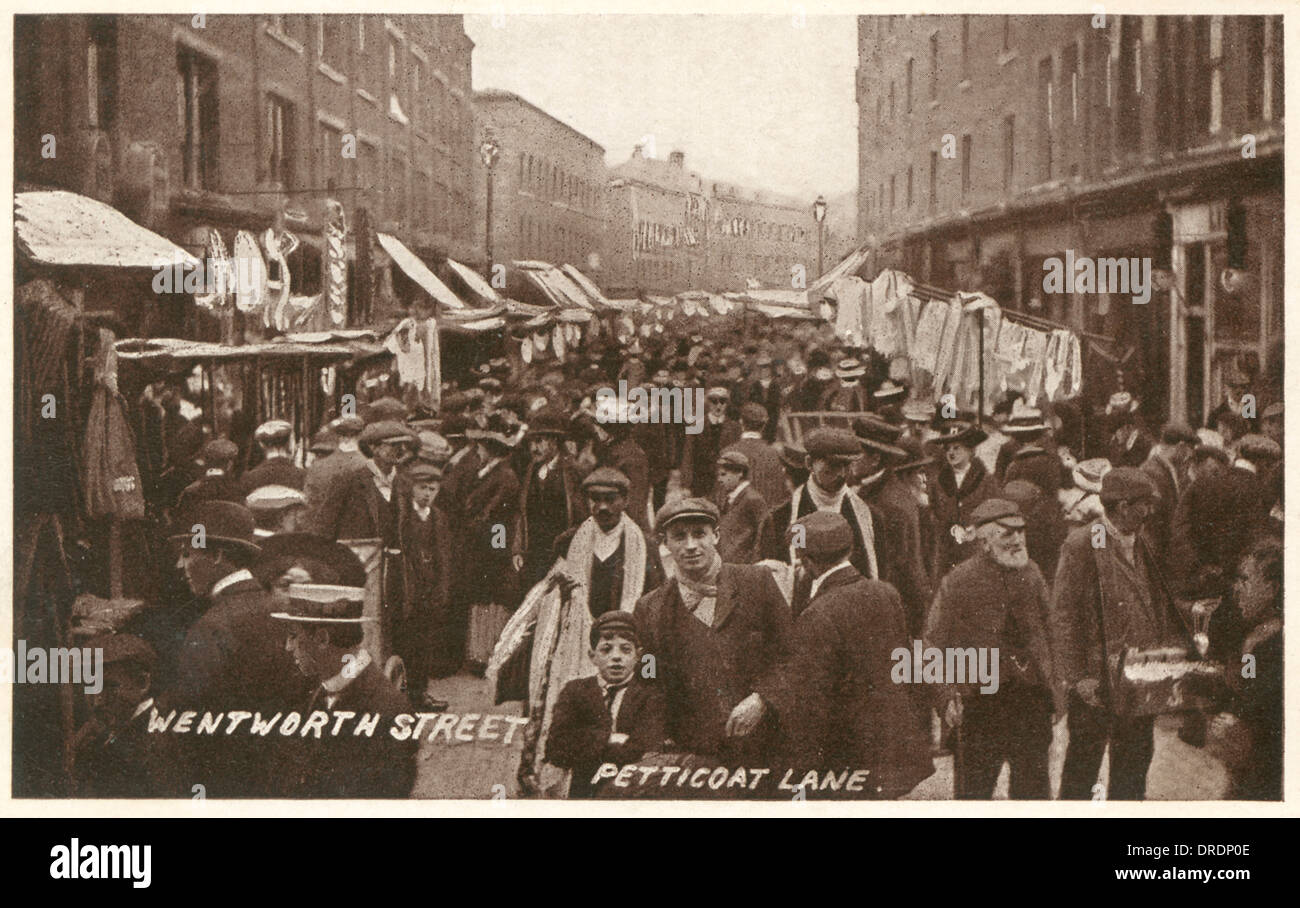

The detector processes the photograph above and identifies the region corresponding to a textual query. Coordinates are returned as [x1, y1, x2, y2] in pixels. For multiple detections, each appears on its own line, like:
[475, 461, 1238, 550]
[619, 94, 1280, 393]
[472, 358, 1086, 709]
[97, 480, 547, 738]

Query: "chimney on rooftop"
[669, 150, 684, 168]
[632, 144, 643, 158]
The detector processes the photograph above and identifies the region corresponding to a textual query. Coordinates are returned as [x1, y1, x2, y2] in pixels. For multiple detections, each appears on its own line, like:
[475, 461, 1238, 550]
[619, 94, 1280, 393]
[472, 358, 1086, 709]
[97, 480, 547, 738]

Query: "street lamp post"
[480, 133, 501, 277]
[812, 194, 828, 280]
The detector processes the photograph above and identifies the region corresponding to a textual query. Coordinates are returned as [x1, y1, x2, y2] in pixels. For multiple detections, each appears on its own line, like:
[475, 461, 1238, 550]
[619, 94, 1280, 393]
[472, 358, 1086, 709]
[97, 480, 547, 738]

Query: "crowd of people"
[72, 318, 1284, 801]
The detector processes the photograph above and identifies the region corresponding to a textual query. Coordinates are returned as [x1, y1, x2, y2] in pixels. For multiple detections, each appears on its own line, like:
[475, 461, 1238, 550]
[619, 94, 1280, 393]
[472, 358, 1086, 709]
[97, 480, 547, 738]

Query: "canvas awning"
[376, 232, 468, 310]
[560, 264, 612, 309]
[446, 258, 501, 305]
[808, 244, 873, 298]
[15, 189, 199, 270]
[512, 261, 596, 310]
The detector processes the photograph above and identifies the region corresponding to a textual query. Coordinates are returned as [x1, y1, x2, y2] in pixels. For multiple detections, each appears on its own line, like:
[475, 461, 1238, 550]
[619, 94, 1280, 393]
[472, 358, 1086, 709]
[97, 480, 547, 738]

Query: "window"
[1117, 18, 1142, 151]
[265, 95, 296, 190]
[388, 35, 406, 118]
[889, 81, 895, 119]
[906, 58, 914, 113]
[889, 174, 896, 210]
[177, 45, 220, 190]
[359, 139, 379, 196]
[960, 134, 972, 197]
[391, 154, 407, 226]
[929, 150, 938, 209]
[906, 165, 913, 207]
[1243, 17, 1266, 122]
[876, 96, 883, 127]
[1064, 44, 1079, 123]
[319, 122, 342, 192]
[929, 33, 939, 100]
[1038, 56, 1054, 180]
[1208, 17, 1224, 134]
[320, 15, 347, 71]
[87, 16, 117, 130]
[1002, 114, 1015, 191]
[961, 15, 970, 81]
[1003, 16, 1011, 52]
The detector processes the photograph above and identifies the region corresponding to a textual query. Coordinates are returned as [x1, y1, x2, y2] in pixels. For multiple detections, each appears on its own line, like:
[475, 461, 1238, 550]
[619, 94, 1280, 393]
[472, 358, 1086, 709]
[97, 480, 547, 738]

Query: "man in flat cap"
[769, 511, 934, 799]
[361, 396, 409, 424]
[176, 437, 244, 512]
[1138, 422, 1198, 566]
[396, 460, 455, 696]
[163, 501, 303, 797]
[73, 634, 178, 798]
[512, 410, 589, 593]
[241, 419, 305, 496]
[245, 485, 308, 538]
[513, 467, 662, 797]
[304, 415, 366, 528]
[714, 450, 767, 565]
[1053, 467, 1192, 800]
[634, 498, 791, 766]
[680, 387, 741, 499]
[925, 499, 1062, 799]
[311, 420, 414, 544]
[723, 402, 788, 509]
[758, 428, 895, 618]
[271, 583, 417, 798]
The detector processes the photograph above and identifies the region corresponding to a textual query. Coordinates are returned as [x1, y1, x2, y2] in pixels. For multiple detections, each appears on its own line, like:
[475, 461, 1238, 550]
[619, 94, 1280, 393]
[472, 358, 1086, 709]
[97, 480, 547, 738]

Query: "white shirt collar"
[336, 440, 359, 453]
[806, 478, 848, 512]
[593, 519, 623, 562]
[727, 480, 751, 505]
[205, 467, 226, 478]
[210, 568, 254, 598]
[740, 431, 763, 439]
[412, 501, 431, 521]
[809, 560, 853, 601]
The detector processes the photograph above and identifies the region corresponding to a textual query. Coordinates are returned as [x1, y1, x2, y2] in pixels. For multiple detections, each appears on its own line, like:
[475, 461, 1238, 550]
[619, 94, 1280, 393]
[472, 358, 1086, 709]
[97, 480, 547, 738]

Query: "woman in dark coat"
[929, 422, 1001, 583]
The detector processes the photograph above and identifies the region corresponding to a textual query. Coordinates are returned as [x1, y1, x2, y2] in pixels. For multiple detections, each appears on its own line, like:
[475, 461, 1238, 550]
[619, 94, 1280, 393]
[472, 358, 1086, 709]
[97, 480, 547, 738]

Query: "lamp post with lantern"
[480, 132, 501, 277]
[812, 194, 828, 279]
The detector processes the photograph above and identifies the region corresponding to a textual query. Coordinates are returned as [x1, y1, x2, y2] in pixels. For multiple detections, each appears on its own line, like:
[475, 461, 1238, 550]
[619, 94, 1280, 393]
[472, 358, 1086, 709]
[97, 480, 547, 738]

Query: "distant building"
[605, 147, 838, 296]
[15, 14, 480, 284]
[856, 13, 1283, 426]
[473, 89, 608, 278]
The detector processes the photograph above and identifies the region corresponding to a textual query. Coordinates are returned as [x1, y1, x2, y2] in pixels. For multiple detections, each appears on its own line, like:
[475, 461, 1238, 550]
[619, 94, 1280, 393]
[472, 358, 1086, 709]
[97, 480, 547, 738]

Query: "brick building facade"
[15, 14, 480, 280]
[856, 14, 1283, 426]
[473, 89, 607, 277]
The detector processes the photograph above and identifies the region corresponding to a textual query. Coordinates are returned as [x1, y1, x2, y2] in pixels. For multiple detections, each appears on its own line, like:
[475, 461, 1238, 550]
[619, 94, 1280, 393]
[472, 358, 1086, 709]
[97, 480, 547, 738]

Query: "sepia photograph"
[5, 6, 1288, 817]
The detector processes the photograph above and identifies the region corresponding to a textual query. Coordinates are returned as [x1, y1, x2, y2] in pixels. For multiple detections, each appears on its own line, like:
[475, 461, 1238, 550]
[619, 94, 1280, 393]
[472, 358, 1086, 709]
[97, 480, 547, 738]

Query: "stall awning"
[560, 264, 612, 309]
[513, 261, 596, 310]
[376, 233, 468, 310]
[446, 258, 501, 305]
[809, 244, 872, 298]
[15, 190, 200, 270]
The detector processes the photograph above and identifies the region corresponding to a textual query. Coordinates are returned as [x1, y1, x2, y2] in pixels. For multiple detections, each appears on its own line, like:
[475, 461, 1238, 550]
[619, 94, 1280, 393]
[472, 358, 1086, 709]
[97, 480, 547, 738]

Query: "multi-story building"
[472, 89, 608, 277]
[15, 14, 481, 299]
[605, 147, 836, 295]
[855, 13, 1283, 426]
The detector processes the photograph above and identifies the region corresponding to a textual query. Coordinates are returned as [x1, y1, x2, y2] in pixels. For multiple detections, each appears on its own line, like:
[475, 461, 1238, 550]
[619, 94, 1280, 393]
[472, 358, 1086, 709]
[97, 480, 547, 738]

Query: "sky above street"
[465, 14, 858, 204]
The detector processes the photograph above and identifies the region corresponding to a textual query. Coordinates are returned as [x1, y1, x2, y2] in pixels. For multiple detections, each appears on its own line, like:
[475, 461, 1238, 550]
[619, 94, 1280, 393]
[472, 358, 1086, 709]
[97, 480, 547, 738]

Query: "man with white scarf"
[495, 467, 661, 797]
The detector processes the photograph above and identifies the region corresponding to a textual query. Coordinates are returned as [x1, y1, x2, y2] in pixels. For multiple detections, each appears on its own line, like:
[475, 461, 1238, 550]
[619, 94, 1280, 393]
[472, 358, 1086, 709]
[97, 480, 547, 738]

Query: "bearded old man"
[924, 499, 1062, 799]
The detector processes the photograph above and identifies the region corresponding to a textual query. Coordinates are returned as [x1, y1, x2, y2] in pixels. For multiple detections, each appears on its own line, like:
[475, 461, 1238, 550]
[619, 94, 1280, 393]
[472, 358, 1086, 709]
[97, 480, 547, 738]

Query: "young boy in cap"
[241, 419, 305, 495]
[544, 611, 668, 798]
[714, 450, 767, 564]
[397, 460, 454, 695]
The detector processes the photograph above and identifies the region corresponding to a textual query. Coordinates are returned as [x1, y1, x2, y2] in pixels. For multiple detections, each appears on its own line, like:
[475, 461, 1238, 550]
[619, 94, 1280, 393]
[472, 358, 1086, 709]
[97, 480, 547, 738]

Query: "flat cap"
[716, 450, 750, 473]
[405, 460, 444, 483]
[329, 415, 365, 438]
[254, 419, 293, 444]
[740, 401, 769, 425]
[1100, 467, 1156, 503]
[655, 496, 719, 531]
[439, 414, 473, 439]
[309, 427, 337, 455]
[791, 510, 854, 562]
[245, 484, 307, 513]
[969, 498, 1026, 529]
[1160, 422, 1199, 446]
[581, 467, 630, 494]
[360, 420, 416, 448]
[1192, 444, 1231, 466]
[775, 441, 807, 471]
[804, 428, 862, 462]
[1238, 434, 1282, 460]
[85, 633, 157, 673]
[589, 610, 641, 647]
[706, 386, 730, 401]
[361, 397, 408, 423]
[853, 415, 907, 459]
[478, 377, 504, 393]
[202, 437, 239, 463]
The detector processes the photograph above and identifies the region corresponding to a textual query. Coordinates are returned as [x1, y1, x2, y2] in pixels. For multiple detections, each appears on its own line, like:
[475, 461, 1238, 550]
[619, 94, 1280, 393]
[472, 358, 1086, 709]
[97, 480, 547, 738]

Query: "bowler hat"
[169, 500, 261, 556]
[1238, 434, 1282, 461]
[933, 420, 987, 448]
[853, 415, 907, 459]
[791, 511, 853, 562]
[1002, 400, 1050, 437]
[655, 497, 720, 531]
[804, 428, 862, 463]
[252, 533, 367, 590]
[589, 610, 641, 648]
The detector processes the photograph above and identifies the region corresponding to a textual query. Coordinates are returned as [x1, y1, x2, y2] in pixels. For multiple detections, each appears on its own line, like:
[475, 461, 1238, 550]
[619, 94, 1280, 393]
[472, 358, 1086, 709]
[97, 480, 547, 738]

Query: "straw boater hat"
[836, 358, 866, 381]
[873, 380, 907, 404]
[901, 398, 936, 424]
[1072, 457, 1112, 494]
[1002, 399, 1051, 437]
[270, 583, 373, 625]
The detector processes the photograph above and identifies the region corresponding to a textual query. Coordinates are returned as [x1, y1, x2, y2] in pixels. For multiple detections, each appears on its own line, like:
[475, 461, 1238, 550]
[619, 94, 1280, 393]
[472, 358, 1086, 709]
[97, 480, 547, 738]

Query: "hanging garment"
[1066, 333, 1084, 399]
[911, 301, 950, 375]
[831, 276, 867, 346]
[325, 221, 348, 327]
[83, 329, 146, 521]
[384, 317, 427, 391]
[1020, 329, 1049, 406]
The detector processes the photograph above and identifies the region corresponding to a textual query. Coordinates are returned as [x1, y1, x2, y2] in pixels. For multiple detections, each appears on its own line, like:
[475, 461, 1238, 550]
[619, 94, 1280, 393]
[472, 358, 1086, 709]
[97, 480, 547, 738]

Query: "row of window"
[714, 214, 809, 244]
[517, 213, 596, 266]
[636, 256, 685, 286]
[517, 153, 601, 215]
[864, 16, 1283, 228]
